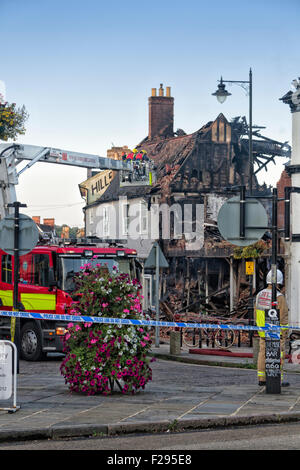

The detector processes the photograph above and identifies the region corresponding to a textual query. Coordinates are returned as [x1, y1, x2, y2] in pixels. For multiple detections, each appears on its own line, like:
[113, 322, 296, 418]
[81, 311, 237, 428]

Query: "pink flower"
[102, 303, 109, 308]
[123, 309, 130, 313]
[140, 341, 146, 347]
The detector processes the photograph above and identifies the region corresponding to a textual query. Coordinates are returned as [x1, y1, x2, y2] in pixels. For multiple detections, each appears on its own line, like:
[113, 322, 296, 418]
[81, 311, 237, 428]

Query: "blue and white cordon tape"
[0, 310, 295, 339]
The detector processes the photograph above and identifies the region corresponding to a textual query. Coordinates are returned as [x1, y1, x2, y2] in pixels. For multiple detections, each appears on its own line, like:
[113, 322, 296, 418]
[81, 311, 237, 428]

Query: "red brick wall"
[148, 95, 174, 140]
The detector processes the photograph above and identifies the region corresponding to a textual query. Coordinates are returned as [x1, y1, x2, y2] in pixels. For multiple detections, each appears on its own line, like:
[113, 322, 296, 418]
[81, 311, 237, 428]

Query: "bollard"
[170, 330, 181, 355]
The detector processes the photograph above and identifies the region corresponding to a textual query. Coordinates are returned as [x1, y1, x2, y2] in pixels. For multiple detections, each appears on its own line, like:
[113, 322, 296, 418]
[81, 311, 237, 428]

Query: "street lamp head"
[212, 77, 231, 104]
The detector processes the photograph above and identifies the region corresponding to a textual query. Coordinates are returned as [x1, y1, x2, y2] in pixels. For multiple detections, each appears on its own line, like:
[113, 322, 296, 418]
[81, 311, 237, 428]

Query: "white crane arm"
[0, 143, 133, 174]
[0, 143, 155, 219]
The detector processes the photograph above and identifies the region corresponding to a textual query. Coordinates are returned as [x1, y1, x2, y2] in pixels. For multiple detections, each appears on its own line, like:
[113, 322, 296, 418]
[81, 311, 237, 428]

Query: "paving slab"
[0, 344, 300, 442]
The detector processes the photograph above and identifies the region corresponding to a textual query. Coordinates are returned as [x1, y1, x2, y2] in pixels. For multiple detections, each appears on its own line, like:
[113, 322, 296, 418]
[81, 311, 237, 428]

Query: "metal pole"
[271, 188, 278, 313]
[284, 186, 291, 241]
[12, 202, 20, 374]
[266, 188, 281, 394]
[155, 243, 160, 347]
[249, 68, 253, 195]
[7, 201, 26, 374]
[230, 257, 234, 313]
[240, 185, 246, 239]
[248, 266, 253, 321]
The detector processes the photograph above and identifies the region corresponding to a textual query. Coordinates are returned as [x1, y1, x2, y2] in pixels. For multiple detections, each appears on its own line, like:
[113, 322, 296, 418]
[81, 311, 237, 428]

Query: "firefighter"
[255, 269, 289, 387]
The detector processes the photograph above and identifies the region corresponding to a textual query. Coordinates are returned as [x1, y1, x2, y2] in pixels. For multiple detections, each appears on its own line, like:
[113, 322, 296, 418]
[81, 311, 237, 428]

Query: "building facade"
[80, 85, 290, 317]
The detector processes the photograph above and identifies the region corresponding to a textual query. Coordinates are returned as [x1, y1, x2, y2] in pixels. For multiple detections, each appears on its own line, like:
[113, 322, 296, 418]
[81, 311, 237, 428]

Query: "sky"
[0, 0, 299, 227]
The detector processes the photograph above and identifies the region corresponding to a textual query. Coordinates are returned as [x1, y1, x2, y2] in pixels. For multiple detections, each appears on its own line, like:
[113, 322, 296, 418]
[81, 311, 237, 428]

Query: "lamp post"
[212, 68, 253, 195]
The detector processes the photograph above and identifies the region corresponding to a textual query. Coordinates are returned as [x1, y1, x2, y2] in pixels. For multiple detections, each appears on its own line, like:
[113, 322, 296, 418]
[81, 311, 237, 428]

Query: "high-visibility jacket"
[255, 286, 288, 338]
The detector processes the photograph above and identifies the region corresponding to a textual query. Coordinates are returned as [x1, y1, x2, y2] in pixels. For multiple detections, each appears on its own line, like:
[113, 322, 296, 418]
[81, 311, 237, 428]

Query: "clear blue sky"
[0, 0, 299, 226]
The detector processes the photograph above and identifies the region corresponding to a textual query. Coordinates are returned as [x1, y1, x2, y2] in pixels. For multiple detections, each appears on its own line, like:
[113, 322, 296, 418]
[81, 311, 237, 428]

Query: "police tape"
[0, 309, 289, 337]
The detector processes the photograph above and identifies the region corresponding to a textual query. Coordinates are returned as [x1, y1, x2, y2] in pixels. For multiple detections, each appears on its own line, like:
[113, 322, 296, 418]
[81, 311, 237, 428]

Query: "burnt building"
[81, 85, 290, 319]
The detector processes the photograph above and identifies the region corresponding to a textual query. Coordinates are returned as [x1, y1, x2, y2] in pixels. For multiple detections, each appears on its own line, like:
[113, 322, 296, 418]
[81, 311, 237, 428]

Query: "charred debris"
[137, 86, 290, 322]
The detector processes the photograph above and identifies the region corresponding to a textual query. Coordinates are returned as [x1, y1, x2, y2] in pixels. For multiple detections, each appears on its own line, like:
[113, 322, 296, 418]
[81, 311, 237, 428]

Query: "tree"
[0, 95, 29, 141]
[54, 224, 80, 238]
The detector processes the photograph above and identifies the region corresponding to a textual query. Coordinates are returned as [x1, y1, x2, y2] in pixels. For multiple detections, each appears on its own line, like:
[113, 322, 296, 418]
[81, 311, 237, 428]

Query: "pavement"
[1, 342, 300, 443]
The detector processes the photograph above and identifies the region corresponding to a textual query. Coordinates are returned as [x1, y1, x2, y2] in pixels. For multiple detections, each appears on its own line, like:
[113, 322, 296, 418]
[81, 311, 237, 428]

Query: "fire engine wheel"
[20, 322, 46, 361]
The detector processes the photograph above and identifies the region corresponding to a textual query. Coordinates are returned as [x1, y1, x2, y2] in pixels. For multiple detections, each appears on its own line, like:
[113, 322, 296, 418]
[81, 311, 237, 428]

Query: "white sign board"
[0, 213, 39, 256]
[0, 342, 12, 400]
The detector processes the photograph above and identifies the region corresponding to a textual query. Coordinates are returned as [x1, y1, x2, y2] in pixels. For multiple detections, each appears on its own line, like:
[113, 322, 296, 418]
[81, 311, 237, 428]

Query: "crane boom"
[0, 143, 133, 173]
[0, 143, 153, 219]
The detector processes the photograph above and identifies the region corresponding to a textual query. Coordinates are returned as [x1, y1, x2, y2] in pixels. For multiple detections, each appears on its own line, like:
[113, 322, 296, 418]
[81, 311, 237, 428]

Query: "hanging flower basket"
[60, 264, 154, 395]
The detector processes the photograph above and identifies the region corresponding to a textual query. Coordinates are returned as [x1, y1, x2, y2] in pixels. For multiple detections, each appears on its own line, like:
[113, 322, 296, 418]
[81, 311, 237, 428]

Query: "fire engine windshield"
[59, 256, 131, 292]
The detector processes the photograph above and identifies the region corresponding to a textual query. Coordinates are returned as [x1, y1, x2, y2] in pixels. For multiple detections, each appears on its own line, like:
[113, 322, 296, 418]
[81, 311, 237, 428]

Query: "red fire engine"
[0, 241, 138, 360]
[0, 143, 155, 361]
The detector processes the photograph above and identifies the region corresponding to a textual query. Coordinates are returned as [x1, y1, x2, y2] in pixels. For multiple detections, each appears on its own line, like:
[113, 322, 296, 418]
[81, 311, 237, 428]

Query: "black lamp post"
[212, 69, 253, 195]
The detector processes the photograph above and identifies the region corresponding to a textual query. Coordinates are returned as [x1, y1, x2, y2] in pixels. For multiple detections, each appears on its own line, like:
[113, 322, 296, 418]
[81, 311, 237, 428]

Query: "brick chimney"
[148, 84, 174, 140]
[43, 218, 55, 227]
[32, 216, 40, 225]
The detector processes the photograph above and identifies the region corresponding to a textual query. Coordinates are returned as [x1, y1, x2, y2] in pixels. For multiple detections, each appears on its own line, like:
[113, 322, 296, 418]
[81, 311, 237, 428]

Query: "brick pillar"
[148, 84, 174, 140]
[277, 170, 291, 229]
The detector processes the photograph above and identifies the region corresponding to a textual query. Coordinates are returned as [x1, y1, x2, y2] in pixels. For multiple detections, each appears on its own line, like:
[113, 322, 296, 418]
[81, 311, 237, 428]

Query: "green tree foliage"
[55, 225, 79, 238]
[0, 98, 29, 141]
[233, 239, 269, 259]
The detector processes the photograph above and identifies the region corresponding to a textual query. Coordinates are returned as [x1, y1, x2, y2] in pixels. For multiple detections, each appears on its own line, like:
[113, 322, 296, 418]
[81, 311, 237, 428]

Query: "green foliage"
[233, 240, 269, 259]
[0, 100, 28, 141]
[55, 225, 79, 238]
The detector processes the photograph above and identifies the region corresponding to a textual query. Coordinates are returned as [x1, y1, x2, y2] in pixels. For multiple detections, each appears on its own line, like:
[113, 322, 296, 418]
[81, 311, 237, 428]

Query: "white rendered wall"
[290, 111, 300, 327]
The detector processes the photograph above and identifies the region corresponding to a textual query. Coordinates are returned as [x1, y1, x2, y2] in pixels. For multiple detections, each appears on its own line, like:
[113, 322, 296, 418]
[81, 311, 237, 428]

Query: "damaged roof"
[136, 115, 225, 179]
[82, 113, 235, 208]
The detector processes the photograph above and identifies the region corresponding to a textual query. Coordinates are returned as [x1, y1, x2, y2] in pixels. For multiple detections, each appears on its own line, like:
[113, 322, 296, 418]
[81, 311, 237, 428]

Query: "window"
[33, 254, 50, 287]
[1, 255, 12, 284]
[191, 169, 202, 181]
[103, 207, 109, 237]
[140, 202, 148, 234]
[19, 254, 33, 284]
[143, 275, 153, 310]
[122, 203, 130, 235]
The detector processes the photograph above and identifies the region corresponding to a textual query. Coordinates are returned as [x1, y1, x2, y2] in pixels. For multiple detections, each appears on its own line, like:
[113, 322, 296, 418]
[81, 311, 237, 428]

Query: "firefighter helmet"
[266, 269, 283, 285]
